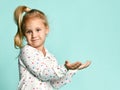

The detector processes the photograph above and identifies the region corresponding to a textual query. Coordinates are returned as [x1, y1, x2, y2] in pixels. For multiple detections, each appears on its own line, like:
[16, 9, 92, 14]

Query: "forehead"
[25, 17, 43, 23]
[25, 16, 44, 23]
[24, 17, 46, 28]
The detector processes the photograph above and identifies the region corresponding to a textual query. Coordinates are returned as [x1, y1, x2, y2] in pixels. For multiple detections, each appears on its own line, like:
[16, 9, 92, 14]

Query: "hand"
[64, 60, 82, 70]
[78, 61, 91, 70]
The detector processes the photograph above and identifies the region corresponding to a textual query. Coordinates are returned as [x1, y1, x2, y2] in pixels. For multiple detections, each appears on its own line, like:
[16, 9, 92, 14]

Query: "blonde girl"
[14, 5, 91, 90]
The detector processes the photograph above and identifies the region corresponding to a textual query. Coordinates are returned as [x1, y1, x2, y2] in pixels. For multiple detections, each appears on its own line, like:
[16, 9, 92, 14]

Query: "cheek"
[39, 32, 46, 37]
[42, 33, 47, 38]
[25, 35, 30, 42]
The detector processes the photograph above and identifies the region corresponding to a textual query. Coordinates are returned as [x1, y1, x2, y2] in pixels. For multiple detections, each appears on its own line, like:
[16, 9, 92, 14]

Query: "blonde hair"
[14, 5, 49, 48]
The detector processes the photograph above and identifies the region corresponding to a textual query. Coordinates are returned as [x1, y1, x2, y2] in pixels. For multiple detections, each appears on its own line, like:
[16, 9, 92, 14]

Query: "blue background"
[0, 0, 120, 90]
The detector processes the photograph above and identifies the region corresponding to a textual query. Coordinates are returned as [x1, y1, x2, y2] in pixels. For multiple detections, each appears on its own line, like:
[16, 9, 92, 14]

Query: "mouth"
[31, 39, 39, 42]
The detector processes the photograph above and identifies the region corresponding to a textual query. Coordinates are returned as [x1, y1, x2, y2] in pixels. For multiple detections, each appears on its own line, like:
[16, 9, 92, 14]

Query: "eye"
[36, 28, 41, 32]
[26, 30, 32, 34]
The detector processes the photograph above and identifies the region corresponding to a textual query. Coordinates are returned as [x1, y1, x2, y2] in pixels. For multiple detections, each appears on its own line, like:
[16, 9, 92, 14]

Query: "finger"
[70, 62, 82, 69]
[73, 62, 81, 66]
[85, 61, 91, 67]
[80, 61, 91, 69]
[74, 62, 82, 68]
[78, 61, 91, 70]
[70, 62, 79, 67]
[78, 64, 85, 70]
[86, 61, 91, 66]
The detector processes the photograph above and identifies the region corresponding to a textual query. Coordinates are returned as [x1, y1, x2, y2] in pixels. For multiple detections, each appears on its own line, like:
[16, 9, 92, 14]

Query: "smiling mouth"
[31, 39, 39, 42]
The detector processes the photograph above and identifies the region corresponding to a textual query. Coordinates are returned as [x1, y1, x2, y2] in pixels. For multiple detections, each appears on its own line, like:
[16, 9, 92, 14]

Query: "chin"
[32, 44, 43, 49]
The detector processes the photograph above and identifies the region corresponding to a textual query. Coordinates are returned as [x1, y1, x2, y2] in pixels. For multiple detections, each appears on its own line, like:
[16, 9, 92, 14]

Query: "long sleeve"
[19, 45, 68, 82]
[50, 70, 77, 89]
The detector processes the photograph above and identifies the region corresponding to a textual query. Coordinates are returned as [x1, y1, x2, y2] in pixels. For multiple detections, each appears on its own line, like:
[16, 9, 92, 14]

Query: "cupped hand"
[64, 60, 82, 70]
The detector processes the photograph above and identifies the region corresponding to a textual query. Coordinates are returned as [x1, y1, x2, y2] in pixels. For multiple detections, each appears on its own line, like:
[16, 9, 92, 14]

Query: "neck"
[41, 47, 46, 56]
[36, 46, 46, 56]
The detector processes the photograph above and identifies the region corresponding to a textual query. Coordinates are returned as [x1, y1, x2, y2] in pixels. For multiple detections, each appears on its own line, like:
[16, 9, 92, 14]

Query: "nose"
[32, 31, 36, 38]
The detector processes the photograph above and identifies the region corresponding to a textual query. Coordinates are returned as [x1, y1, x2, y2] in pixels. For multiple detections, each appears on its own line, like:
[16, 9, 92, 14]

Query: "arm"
[50, 70, 77, 89]
[50, 61, 91, 89]
[19, 46, 68, 81]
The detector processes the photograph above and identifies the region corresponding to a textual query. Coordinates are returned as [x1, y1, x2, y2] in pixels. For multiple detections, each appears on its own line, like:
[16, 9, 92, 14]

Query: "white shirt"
[18, 45, 77, 90]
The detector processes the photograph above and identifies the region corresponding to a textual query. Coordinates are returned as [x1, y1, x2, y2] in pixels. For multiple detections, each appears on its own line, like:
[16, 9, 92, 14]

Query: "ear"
[45, 27, 49, 35]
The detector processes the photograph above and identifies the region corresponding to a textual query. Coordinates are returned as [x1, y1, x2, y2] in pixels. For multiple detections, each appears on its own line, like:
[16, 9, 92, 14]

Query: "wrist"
[64, 64, 69, 71]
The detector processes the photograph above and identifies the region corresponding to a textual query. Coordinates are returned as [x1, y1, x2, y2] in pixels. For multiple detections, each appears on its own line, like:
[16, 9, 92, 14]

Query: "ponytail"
[14, 6, 31, 48]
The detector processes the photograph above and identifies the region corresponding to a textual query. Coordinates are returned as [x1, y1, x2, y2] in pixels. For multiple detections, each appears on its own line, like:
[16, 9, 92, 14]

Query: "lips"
[31, 39, 39, 42]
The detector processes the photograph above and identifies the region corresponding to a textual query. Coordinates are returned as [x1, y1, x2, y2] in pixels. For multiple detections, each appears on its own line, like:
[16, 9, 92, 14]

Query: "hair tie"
[25, 7, 31, 12]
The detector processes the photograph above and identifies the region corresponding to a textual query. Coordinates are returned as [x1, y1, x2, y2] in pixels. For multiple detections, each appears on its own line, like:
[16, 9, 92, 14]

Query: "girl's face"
[24, 17, 49, 51]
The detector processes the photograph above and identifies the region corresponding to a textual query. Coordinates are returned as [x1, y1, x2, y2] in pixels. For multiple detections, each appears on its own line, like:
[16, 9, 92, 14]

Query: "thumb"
[65, 60, 70, 65]
[65, 60, 70, 70]
[65, 60, 68, 64]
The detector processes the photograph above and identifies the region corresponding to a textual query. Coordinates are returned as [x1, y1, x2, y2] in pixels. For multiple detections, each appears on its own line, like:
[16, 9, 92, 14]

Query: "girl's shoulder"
[20, 45, 36, 53]
[19, 45, 40, 58]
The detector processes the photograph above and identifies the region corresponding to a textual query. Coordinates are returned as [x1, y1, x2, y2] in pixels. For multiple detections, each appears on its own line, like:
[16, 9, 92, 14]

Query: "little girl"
[14, 5, 91, 90]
